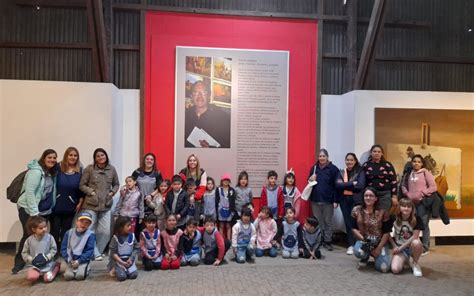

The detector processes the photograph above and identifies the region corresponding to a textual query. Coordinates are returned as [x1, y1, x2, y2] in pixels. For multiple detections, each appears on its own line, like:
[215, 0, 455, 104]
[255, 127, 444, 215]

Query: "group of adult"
[307, 145, 436, 271]
[12, 144, 435, 274]
[12, 147, 208, 274]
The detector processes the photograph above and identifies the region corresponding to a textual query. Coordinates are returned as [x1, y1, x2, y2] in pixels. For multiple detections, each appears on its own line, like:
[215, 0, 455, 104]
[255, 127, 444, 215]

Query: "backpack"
[6, 170, 28, 203]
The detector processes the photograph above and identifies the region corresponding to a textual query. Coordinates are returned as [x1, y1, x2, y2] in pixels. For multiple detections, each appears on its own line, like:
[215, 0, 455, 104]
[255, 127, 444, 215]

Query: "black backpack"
[6, 170, 28, 203]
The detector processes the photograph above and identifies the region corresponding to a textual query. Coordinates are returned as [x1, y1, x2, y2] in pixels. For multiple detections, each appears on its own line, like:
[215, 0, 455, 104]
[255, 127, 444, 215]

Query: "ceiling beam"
[15, 0, 86, 9]
[112, 3, 348, 21]
[86, 0, 101, 82]
[86, 0, 109, 82]
[345, 0, 358, 92]
[93, 0, 110, 82]
[323, 53, 474, 65]
[0, 42, 91, 49]
[354, 0, 387, 89]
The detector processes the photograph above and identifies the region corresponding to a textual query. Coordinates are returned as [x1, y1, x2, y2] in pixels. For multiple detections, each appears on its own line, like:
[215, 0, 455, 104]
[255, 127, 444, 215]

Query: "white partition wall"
[0, 80, 140, 242]
[321, 90, 474, 237]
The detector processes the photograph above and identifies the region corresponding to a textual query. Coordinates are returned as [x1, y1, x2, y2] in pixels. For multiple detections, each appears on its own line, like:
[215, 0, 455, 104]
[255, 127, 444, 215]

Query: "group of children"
[20, 169, 426, 283]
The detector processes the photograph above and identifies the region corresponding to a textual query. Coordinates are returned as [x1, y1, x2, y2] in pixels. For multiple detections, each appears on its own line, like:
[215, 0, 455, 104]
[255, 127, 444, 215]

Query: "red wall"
[145, 12, 318, 222]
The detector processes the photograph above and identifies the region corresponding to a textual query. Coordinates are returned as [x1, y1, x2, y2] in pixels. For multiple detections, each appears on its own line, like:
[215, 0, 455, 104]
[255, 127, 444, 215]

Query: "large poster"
[175, 46, 289, 187]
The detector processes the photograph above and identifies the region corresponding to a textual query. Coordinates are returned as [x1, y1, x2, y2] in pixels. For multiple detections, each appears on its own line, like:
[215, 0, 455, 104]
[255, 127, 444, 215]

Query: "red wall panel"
[145, 12, 317, 222]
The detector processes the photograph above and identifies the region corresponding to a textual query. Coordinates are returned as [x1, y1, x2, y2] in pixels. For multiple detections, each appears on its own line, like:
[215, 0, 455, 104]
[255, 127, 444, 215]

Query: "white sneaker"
[421, 250, 430, 257]
[346, 246, 354, 255]
[412, 262, 423, 277]
[95, 255, 104, 261]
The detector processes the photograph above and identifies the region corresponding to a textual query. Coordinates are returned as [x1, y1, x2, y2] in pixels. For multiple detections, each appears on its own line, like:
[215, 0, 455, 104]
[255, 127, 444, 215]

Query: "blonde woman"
[50, 147, 83, 249]
[179, 154, 207, 200]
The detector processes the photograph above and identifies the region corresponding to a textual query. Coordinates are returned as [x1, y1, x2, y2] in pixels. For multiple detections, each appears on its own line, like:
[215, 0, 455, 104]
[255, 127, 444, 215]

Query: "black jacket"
[165, 189, 189, 225]
[215, 186, 237, 217]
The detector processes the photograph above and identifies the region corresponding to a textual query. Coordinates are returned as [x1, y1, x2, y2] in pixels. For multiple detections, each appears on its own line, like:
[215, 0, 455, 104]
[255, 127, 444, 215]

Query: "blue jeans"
[236, 245, 255, 263]
[181, 252, 201, 266]
[354, 240, 391, 273]
[339, 195, 355, 246]
[255, 247, 277, 257]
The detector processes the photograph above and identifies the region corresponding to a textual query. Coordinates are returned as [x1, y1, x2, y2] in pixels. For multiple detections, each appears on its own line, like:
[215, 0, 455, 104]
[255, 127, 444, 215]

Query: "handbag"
[301, 181, 317, 201]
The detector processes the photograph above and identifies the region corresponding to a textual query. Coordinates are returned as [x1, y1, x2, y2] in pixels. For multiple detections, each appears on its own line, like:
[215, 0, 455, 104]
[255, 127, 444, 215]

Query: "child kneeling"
[278, 207, 301, 259]
[180, 218, 202, 266]
[108, 217, 139, 281]
[140, 214, 162, 271]
[200, 216, 230, 265]
[299, 217, 322, 259]
[22, 216, 60, 284]
[161, 214, 183, 270]
[390, 198, 424, 277]
[232, 208, 256, 263]
[61, 212, 96, 280]
[254, 206, 278, 257]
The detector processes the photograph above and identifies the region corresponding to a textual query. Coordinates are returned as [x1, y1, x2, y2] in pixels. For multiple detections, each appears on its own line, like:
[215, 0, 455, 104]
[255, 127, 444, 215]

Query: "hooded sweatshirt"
[17, 160, 56, 216]
[401, 168, 437, 204]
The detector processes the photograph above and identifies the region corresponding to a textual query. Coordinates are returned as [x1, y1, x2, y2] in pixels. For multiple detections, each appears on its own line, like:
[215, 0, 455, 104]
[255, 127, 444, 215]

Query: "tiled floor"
[0, 245, 473, 295]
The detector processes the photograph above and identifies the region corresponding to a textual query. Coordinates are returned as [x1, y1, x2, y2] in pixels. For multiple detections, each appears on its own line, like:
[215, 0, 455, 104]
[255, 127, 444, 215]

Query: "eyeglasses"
[192, 91, 208, 96]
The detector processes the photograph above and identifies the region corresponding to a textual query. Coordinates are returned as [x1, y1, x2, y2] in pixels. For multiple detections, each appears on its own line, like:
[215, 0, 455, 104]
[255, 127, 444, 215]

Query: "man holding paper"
[185, 81, 231, 148]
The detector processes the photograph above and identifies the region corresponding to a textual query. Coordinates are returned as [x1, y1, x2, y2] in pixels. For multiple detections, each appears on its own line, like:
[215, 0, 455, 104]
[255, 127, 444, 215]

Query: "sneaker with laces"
[346, 246, 354, 255]
[412, 262, 423, 277]
[95, 255, 104, 261]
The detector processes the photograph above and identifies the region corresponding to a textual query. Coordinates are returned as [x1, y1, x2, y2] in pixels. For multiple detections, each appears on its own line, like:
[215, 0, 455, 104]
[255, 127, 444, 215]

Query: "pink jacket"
[253, 217, 277, 249]
[401, 168, 437, 204]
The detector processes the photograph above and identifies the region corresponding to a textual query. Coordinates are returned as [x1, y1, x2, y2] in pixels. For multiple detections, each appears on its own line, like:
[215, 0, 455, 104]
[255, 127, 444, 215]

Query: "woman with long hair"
[50, 147, 83, 249]
[362, 145, 398, 212]
[179, 154, 207, 201]
[12, 149, 58, 274]
[352, 187, 392, 273]
[79, 148, 119, 261]
[336, 153, 366, 255]
[401, 154, 437, 255]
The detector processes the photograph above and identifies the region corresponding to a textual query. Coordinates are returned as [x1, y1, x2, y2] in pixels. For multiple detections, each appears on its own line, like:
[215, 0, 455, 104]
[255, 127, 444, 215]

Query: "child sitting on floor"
[108, 216, 139, 281]
[140, 214, 162, 271]
[22, 216, 60, 284]
[200, 216, 230, 266]
[232, 208, 256, 263]
[160, 214, 184, 270]
[278, 207, 301, 259]
[254, 206, 278, 258]
[179, 218, 202, 266]
[389, 198, 424, 277]
[61, 211, 96, 280]
[299, 217, 322, 260]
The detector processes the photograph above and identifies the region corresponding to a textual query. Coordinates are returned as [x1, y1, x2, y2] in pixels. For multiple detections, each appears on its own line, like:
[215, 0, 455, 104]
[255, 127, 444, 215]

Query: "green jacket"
[80, 164, 120, 211]
[17, 160, 56, 216]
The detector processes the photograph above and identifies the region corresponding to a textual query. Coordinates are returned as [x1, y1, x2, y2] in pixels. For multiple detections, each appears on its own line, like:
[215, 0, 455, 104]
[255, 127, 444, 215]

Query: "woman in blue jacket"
[12, 149, 58, 274]
[336, 153, 366, 255]
[50, 147, 83, 249]
[307, 149, 339, 251]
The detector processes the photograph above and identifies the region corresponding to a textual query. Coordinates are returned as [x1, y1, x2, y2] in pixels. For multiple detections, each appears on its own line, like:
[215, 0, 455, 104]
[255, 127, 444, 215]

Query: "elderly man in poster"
[185, 81, 231, 148]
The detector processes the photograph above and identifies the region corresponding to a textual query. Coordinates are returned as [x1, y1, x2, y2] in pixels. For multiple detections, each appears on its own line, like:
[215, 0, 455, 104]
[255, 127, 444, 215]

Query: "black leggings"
[143, 257, 161, 271]
[50, 213, 75, 248]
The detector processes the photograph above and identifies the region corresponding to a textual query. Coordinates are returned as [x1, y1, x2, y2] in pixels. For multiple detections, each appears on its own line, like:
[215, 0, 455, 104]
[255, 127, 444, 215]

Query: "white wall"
[321, 90, 474, 237]
[0, 80, 140, 242]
